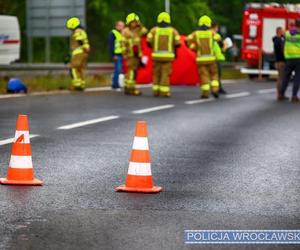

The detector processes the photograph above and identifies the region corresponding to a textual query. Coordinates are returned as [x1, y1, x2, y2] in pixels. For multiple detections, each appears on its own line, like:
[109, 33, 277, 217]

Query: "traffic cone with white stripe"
[116, 121, 162, 193]
[0, 114, 43, 185]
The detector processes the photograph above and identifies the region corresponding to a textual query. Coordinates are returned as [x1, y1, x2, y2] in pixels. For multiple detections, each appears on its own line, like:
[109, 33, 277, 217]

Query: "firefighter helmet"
[198, 15, 212, 27]
[126, 13, 140, 25]
[66, 17, 80, 30]
[157, 12, 171, 24]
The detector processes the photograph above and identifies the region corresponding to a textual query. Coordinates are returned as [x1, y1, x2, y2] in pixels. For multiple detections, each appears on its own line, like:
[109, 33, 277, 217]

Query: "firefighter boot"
[160, 92, 171, 97]
[291, 96, 300, 103]
[124, 86, 132, 95]
[200, 90, 210, 99]
[159, 85, 171, 97]
[152, 85, 160, 97]
[211, 90, 219, 99]
[131, 88, 142, 96]
[211, 80, 219, 99]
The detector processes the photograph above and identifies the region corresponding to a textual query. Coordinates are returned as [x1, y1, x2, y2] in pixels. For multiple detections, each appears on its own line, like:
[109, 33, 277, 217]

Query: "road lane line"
[225, 92, 250, 99]
[57, 116, 120, 130]
[185, 98, 215, 105]
[258, 88, 276, 94]
[0, 134, 39, 146]
[132, 104, 175, 114]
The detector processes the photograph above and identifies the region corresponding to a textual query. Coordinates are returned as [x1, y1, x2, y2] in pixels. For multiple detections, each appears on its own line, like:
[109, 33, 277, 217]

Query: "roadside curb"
[0, 80, 242, 99]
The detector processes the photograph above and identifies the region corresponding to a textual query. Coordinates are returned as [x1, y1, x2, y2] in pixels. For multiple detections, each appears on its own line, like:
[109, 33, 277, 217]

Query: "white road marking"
[57, 116, 120, 130]
[0, 134, 39, 146]
[84, 87, 111, 92]
[30, 90, 70, 96]
[137, 84, 152, 89]
[185, 98, 215, 105]
[225, 92, 250, 99]
[132, 104, 175, 114]
[0, 94, 26, 99]
[257, 88, 276, 94]
[222, 79, 245, 85]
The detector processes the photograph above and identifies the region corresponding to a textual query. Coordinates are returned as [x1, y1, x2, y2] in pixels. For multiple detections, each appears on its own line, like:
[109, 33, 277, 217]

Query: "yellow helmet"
[198, 15, 212, 27]
[157, 12, 171, 24]
[126, 13, 140, 25]
[66, 17, 80, 30]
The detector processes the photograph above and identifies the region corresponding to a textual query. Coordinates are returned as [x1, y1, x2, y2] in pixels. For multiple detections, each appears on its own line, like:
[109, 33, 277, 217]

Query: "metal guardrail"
[0, 63, 114, 76]
[0, 62, 245, 77]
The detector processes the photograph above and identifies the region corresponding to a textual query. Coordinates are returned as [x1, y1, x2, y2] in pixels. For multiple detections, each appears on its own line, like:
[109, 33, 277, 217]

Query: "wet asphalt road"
[0, 79, 299, 250]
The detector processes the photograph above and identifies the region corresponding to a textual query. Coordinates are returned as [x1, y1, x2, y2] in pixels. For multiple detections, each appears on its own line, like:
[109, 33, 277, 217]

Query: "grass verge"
[0, 68, 245, 94]
[0, 74, 111, 94]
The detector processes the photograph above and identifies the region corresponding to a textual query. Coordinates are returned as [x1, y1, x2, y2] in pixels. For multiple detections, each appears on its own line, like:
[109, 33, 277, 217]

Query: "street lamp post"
[165, 0, 170, 13]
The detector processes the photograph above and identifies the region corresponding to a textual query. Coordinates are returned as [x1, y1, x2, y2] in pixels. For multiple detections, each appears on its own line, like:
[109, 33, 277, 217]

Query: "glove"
[139, 56, 148, 68]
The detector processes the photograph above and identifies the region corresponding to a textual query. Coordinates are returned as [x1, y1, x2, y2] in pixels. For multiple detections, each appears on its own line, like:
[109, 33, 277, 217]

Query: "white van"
[0, 15, 20, 64]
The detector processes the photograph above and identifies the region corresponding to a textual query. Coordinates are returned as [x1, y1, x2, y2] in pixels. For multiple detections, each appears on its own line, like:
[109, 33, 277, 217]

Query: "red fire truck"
[241, 3, 300, 77]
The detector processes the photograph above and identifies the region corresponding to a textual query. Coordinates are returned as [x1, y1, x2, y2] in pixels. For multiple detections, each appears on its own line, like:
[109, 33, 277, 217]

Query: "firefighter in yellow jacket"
[122, 13, 148, 95]
[147, 12, 181, 97]
[187, 15, 224, 99]
[66, 17, 90, 90]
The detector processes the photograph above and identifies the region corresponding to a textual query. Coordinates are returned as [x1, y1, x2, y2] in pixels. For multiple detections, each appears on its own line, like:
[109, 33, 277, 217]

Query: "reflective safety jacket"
[187, 30, 224, 64]
[70, 28, 90, 56]
[122, 26, 148, 58]
[213, 32, 225, 61]
[147, 26, 181, 61]
[111, 29, 123, 54]
[284, 30, 300, 59]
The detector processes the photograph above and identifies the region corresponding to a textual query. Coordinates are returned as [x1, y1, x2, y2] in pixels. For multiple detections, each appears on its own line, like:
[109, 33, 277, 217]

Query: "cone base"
[0, 177, 43, 186]
[115, 184, 162, 193]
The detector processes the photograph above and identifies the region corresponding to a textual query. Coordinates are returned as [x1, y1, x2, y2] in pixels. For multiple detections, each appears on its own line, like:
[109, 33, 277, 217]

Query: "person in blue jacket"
[108, 21, 125, 90]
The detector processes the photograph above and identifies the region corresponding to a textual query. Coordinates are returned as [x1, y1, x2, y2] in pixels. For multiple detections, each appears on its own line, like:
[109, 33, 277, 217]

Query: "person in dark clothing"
[279, 20, 300, 102]
[272, 26, 285, 97]
[211, 22, 227, 95]
[108, 21, 125, 90]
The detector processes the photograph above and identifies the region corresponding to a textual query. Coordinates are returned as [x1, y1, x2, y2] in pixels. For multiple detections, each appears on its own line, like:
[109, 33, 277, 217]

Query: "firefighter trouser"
[198, 62, 219, 97]
[71, 52, 88, 89]
[152, 61, 172, 94]
[125, 57, 140, 90]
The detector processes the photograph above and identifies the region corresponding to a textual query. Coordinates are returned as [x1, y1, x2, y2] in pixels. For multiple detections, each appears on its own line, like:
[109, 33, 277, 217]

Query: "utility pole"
[165, 0, 170, 13]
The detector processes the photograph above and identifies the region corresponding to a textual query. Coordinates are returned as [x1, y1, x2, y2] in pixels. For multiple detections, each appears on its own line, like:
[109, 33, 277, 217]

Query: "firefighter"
[146, 12, 181, 97]
[187, 15, 224, 99]
[279, 19, 300, 103]
[122, 13, 148, 95]
[66, 17, 90, 91]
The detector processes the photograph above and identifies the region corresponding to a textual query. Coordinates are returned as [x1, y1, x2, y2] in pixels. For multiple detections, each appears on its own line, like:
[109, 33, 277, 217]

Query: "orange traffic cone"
[116, 121, 162, 193]
[0, 114, 43, 185]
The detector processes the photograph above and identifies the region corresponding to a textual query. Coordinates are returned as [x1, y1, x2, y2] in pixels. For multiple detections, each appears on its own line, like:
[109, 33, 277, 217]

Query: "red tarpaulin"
[123, 36, 200, 85]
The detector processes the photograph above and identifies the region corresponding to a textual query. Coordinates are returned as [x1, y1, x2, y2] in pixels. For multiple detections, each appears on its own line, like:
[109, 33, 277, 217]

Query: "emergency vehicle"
[0, 15, 20, 64]
[240, 3, 300, 77]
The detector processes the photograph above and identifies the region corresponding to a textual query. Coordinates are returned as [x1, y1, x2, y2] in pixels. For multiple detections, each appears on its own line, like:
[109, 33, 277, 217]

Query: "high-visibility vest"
[152, 27, 175, 60]
[71, 28, 90, 56]
[284, 31, 300, 59]
[195, 30, 216, 63]
[112, 29, 123, 54]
